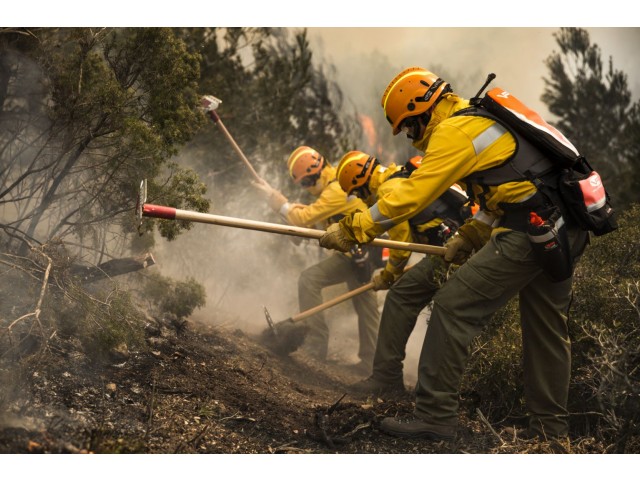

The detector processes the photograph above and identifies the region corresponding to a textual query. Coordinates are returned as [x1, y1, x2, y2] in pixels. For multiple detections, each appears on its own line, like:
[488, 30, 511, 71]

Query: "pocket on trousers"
[437, 258, 505, 322]
[493, 230, 536, 265]
[456, 263, 504, 302]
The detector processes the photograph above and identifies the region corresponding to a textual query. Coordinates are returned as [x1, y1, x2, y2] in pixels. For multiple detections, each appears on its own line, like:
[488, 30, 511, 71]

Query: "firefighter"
[318, 67, 589, 441]
[253, 146, 380, 373]
[335, 151, 471, 396]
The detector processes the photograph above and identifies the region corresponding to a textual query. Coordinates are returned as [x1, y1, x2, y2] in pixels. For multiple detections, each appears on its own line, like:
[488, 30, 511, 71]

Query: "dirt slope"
[0, 317, 602, 455]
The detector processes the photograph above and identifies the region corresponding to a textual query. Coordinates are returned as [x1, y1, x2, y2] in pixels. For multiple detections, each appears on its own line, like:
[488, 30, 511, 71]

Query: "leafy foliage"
[141, 271, 206, 321]
[0, 28, 209, 259]
[461, 298, 525, 425]
[541, 27, 640, 210]
[568, 205, 640, 452]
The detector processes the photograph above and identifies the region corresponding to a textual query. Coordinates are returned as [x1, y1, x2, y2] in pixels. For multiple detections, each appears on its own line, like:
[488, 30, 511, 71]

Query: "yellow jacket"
[283, 165, 368, 228]
[345, 94, 538, 243]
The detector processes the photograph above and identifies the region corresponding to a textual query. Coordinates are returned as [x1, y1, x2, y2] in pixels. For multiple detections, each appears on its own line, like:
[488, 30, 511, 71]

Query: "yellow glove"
[444, 219, 493, 265]
[319, 223, 357, 253]
[252, 180, 288, 211]
[372, 269, 397, 291]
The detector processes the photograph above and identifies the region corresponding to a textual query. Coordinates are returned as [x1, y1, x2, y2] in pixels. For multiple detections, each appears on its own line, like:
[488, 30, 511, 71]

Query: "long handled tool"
[264, 282, 374, 348]
[137, 186, 446, 256]
[201, 95, 263, 183]
[262, 265, 414, 355]
[262, 283, 374, 356]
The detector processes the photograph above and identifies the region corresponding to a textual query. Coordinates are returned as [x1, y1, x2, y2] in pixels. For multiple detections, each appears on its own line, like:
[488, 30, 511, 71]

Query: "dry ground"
[0, 313, 612, 457]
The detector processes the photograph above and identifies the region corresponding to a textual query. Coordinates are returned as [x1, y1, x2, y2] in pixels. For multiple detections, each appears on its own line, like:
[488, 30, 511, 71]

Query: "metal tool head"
[200, 95, 222, 113]
[263, 306, 278, 337]
[260, 306, 308, 356]
[136, 179, 147, 234]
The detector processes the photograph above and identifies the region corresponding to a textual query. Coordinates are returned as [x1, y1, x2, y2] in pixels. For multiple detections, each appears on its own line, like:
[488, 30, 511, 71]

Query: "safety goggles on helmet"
[336, 151, 379, 196]
[381, 67, 450, 136]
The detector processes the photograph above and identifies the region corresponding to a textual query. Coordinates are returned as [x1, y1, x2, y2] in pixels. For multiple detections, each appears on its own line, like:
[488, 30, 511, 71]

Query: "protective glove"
[443, 218, 493, 265]
[252, 180, 288, 211]
[319, 223, 357, 253]
[372, 269, 397, 291]
[443, 233, 474, 265]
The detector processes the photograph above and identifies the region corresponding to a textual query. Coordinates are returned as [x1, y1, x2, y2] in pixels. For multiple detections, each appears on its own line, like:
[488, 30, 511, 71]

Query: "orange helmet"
[381, 67, 450, 135]
[336, 150, 379, 196]
[287, 146, 325, 185]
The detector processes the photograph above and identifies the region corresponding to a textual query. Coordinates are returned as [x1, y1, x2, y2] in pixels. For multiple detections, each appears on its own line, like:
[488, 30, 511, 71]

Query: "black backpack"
[460, 74, 617, 236]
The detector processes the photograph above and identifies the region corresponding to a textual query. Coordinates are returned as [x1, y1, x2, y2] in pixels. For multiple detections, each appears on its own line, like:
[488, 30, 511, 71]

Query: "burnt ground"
[0, 315, 614, 459]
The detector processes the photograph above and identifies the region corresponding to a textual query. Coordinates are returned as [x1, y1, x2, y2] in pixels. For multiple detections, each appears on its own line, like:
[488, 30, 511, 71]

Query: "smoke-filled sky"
[306, 27, 640, 119]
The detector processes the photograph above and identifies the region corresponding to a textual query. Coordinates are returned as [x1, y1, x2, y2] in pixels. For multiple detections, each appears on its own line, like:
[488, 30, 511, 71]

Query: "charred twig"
[342, 421, 372, 438]
[327, 393, 347, 415]
[188, 424, 210, 450]
[476, 408, 505, 445]
[6, 250, 51, 333]
[145, 377, 156, 441]
[220, 412, 256, 422]
[310, 393, 351, 449]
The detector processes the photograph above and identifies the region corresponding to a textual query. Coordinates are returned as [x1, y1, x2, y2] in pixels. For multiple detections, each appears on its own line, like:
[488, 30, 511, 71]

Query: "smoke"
[308, 27, 640, 119]
[152, 191, 376, 365]
[149, 147, 369, 363]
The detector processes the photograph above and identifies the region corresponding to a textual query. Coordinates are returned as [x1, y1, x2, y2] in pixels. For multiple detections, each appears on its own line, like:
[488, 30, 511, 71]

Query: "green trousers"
[371, 255, 445, 385]
[414, 227, 587, 438]
[298, 252, 379, 364]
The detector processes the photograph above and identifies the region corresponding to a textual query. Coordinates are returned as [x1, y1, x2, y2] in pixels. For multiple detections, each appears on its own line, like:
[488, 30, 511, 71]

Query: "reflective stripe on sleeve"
[472, 123, 507, 156]
[279, 202, 291, 219]
[369, 204, 396, 231]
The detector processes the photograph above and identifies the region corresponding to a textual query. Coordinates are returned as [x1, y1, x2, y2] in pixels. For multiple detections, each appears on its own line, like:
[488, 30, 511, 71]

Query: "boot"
[343, 360, 372, 377]
[379, 415, 456, 440]
[348, 375, 407, 397]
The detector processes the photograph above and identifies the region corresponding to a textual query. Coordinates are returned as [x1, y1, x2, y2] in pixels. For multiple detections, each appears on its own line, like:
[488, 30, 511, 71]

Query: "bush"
[568, 204, 640, 451]
[141, 271, 206, 322]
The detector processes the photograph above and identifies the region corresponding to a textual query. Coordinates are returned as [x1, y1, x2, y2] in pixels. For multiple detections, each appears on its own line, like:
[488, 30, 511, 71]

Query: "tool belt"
[498, 195, 574, 282]
[498, 192, 547, 233]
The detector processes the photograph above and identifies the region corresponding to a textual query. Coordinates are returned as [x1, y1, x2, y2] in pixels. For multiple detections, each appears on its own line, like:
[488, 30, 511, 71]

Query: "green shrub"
[141, 271, 206, 321]
[568, 204, 640, 451]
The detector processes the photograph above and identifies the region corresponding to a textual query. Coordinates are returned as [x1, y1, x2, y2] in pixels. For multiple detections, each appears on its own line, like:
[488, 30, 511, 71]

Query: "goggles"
[300, 173, 320, 188]
[399, 117, 421, 140]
